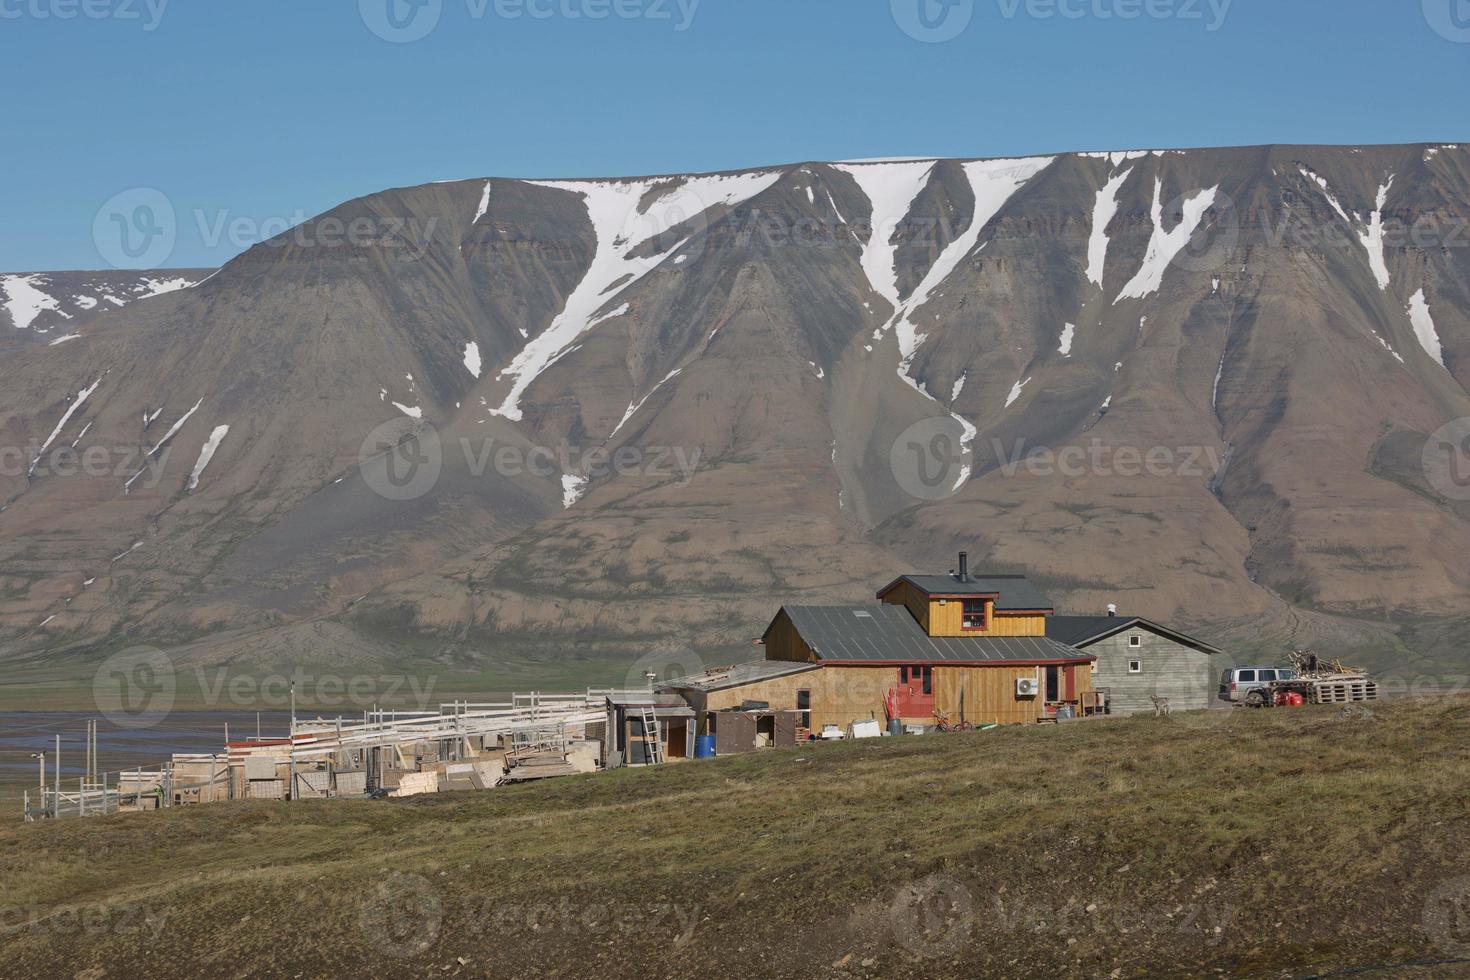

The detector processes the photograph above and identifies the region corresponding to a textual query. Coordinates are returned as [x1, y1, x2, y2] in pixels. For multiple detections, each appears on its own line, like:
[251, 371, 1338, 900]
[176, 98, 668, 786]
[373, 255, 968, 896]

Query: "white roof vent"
[852, 610, 873, 618]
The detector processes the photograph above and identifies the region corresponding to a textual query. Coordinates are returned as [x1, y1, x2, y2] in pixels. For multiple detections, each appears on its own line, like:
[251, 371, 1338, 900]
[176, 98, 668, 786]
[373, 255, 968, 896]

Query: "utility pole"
[289, 679, 297, 801]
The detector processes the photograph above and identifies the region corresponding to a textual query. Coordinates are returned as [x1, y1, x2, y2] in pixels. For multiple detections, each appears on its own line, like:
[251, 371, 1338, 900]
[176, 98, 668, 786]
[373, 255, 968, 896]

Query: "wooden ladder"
[638, 706, 664, 765]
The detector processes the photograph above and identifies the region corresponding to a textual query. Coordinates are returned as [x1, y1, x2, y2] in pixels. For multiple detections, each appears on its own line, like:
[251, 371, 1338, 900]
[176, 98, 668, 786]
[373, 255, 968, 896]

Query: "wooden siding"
[926, 597, 986, 636]
[880, 580, 931, 632]
[763, 611, 819, 663]
[925, 603, 1045, 637]
[987, 613, 1047, 637]
[684, 662, 1087, 731]
[700, 666, 890, 733]
[931, 664, 1090, 725]
[1086, 627, 1214, 715]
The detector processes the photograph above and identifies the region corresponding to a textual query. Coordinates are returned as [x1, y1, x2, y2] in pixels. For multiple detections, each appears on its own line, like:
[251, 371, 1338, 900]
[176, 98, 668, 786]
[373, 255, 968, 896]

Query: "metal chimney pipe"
[1107, 603, 1117, 617]
[958, 552, 969, 583]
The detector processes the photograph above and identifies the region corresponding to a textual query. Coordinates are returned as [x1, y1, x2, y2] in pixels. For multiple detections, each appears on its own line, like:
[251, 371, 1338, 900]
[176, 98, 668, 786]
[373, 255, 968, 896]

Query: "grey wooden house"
[1046, 612, 1223, 715]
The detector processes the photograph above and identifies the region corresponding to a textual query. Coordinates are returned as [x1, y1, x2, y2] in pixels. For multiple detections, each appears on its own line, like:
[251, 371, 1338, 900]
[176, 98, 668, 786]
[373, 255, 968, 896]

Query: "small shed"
[709, 708, 801, 754]
[603, 692, 695, 767]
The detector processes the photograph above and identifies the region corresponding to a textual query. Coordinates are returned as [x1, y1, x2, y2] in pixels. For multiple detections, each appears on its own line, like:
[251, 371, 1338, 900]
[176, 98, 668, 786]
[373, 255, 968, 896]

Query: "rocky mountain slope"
[0, 270, 211, 358]
[3, 143, 1468, 682]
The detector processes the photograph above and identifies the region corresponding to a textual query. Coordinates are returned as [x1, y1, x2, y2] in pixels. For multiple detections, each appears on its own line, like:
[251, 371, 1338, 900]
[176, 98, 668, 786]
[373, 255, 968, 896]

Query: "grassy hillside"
[2, 697, 1469, 979]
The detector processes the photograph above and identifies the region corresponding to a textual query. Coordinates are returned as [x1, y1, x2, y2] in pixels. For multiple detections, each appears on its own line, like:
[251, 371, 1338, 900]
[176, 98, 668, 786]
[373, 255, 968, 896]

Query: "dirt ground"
[1, 695, 1468, 978]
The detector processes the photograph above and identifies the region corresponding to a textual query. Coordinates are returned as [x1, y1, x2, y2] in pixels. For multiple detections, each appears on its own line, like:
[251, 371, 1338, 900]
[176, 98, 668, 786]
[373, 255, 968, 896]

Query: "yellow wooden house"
[661, 553, 1099, 735]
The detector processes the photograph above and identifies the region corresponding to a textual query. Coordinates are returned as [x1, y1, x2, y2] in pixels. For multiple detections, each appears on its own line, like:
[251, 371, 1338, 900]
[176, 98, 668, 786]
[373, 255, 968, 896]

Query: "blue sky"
[1, 0, 1465, 271]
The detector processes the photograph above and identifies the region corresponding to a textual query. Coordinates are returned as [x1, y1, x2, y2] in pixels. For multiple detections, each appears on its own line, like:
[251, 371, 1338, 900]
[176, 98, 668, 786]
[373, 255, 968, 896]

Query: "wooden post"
[289, 680, 297, 801]
[54, 735, 60, 818]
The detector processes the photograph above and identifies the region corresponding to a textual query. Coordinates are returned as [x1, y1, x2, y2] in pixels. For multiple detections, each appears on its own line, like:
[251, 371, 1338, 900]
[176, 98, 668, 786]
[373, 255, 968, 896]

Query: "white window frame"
[1128, 634, 1142, 648]
[1128, 659, 1143, 674]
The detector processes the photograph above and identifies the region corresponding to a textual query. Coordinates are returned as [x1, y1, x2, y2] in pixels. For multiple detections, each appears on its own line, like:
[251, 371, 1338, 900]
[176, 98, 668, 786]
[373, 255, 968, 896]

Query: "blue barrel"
[694, 735, 716, 759]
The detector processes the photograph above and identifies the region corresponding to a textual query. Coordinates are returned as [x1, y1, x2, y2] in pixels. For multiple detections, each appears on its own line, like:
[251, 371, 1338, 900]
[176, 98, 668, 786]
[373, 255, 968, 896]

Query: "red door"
[895, 665, 935, 720]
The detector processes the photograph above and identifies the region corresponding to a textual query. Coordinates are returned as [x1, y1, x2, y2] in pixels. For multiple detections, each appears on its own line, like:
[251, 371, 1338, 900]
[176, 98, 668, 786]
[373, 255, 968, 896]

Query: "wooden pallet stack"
[1310, 677, 1379, 703]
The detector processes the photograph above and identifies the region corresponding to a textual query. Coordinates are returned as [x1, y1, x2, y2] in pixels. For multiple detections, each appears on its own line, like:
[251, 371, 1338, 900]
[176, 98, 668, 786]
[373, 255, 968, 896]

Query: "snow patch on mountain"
[1, 271, 209, 336]
[1370, 329, 1404, 363]
[1360, 177, 1395, 290]
[561, 473, 589, 509]
[148, 398, 202, 456]
[188, 424, 230, 490]
[1116, 179, 1219, 301]
[1006, 377, 1031, 408]
[1297, 165, 1352, 225]
[491, 171, 779, 421]
[30, 377, 101, 475]
[1058, 322, 1075, 356]
[839, 156, 939, 164]
[831, 160, 936, 315]
[474, 181, 493, 224]
[1086, 167, 1133, 286]
[463, 342, 482, 378]
[2, 274, 68, 330]
[1078, 150, 1152, 165]
[125, 397, 203, 491]
[612, 367, 682, 438]
[1407, 289, 1444, 366]
[839, 157, 1052, 491]
[137, 277, 197, 298]
[890, 157, 1054, 371]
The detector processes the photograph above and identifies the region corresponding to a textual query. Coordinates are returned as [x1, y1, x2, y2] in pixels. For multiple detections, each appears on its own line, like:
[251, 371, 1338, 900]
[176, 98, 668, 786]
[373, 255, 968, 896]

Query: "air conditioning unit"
[1016, 677, 1040, 697]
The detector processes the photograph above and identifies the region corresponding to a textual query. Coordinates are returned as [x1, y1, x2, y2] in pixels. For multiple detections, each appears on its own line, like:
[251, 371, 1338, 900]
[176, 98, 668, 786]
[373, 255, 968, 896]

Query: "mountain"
[3, 143, 1469, 685]
[0, 270, 212, 354]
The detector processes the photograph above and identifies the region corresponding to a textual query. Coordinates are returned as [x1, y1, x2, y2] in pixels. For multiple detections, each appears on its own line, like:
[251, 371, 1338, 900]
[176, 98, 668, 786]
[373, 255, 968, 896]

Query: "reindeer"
[1149, 694, 1171, 717]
